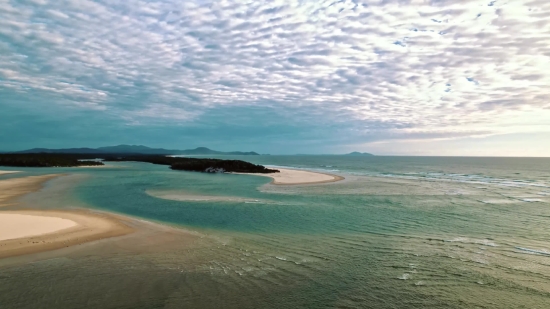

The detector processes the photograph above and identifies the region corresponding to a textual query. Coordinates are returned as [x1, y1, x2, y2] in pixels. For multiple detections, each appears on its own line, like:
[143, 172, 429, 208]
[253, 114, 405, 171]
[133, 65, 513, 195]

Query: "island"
[345, 151, 374, 156]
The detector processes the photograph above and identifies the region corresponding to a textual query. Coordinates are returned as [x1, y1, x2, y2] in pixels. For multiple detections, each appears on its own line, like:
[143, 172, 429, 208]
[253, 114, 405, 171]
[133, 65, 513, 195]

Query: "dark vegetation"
[0, 153, 278, 173]
[0, 154, 103, 167]
[104, 155, 279, 173]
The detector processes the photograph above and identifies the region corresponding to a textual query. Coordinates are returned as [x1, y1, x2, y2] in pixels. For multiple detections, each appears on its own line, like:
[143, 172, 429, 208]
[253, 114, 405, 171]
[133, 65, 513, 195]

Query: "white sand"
[0, 171, 19, 175]
[242, 168, 344, 185]
[0, 175, 133, 258]
[0, 213, 77, 241]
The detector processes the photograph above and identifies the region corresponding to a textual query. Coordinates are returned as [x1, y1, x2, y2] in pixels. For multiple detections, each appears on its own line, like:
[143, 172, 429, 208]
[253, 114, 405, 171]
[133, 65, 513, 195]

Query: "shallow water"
[1, 156, 550, 308]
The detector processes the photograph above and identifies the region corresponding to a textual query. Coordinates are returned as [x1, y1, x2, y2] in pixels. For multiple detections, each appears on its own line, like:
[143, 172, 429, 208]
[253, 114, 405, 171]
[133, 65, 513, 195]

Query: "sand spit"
[241, 168, 344, 185]
[0, 170, 19, 175]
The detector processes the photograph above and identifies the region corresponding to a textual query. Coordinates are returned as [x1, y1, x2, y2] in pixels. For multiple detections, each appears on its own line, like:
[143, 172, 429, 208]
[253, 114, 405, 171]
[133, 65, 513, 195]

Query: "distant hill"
[15, 145, 260, 156]
[176, 146, 259, 156]
[345, 151, 374, 156]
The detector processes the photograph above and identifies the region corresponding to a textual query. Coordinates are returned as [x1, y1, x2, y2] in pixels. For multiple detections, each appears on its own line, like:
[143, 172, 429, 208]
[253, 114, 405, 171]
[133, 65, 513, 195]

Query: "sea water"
[1, 156, 550, 308]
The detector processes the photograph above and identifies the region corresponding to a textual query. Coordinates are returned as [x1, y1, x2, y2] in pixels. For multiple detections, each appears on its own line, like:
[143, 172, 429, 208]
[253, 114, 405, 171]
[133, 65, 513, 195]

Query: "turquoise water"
[2, 156, 550, 308]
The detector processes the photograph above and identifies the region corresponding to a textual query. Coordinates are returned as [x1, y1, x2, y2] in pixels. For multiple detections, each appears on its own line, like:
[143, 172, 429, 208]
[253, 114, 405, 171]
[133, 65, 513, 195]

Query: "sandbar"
[0, 209, 133, 259]
[241, 168, 344, 185]
[147, 189, 268, 203]
[0, 170, 19, 175]
[0, 174, 133, 259]
[0, 213, 77, 241]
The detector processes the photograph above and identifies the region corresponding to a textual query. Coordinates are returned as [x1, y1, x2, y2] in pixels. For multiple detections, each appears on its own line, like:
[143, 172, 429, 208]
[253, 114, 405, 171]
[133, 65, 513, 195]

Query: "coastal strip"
[0, 174, 133, 259]
[242, 168, 344, 185]
[0, 209, 133, 259]
[0, 170, 19, 175]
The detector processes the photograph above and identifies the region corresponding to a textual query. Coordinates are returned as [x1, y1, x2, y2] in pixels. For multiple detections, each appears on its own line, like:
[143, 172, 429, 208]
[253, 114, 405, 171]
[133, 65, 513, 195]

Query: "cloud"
[1, 0, 549, 153]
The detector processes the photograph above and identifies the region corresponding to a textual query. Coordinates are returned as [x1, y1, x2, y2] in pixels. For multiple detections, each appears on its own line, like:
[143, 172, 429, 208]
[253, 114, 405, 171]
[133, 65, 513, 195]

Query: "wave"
[521, 198, 543, 202]
[397, 273, 411, 280]
[515, 247, 550, 256]
[347, 171, 550, 189]
[265, 165, 341, 173]
[445, 237, 498, 247]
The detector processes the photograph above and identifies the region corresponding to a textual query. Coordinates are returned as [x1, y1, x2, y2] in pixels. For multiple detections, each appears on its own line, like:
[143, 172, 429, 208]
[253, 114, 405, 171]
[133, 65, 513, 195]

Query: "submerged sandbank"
[241, 168, 344, 185]
[0, 174, 133, 259]
[147, 189, 271, 204]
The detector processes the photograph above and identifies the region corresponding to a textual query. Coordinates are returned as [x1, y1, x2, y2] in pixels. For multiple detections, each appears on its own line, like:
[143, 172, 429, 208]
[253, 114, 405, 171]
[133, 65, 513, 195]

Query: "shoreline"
[0, 209, 133, 259]
[0, 174, 134, 259]
[239, 167, 344, 185]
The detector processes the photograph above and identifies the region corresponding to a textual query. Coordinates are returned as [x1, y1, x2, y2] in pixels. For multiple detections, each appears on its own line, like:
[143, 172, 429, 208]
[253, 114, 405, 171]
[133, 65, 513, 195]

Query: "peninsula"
[0, 153, 278, 174]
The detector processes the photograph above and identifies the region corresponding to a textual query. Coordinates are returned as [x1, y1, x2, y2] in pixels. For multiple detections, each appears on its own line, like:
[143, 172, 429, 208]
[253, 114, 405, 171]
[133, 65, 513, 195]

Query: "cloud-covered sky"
[1, 0, 549, 155]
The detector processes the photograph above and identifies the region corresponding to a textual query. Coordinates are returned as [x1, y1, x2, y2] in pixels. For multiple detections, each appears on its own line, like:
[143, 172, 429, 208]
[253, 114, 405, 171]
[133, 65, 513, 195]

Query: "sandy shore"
[242, 168, 344, 185]
[0, 170, 19, 175]
[0, 213, 77, 241]
[0, 174, 133, 259]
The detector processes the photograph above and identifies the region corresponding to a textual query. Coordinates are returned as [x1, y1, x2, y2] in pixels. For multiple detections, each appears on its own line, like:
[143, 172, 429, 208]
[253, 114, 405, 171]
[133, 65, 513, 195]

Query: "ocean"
[1, 156, 550, 308]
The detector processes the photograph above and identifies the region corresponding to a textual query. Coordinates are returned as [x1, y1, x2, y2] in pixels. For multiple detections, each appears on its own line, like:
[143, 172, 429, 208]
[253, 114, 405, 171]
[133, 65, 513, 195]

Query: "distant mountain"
[97, 145, 180, 154]
[15, 145, 260, 156]
[345, 151, 374, 156]
[16, 147, 104, 154]
[176, 147, 259, 156]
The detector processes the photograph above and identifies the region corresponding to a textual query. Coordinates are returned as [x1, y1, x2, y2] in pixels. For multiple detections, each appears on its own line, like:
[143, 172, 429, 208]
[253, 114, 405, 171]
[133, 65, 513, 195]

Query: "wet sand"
[0, 174, 60, 207]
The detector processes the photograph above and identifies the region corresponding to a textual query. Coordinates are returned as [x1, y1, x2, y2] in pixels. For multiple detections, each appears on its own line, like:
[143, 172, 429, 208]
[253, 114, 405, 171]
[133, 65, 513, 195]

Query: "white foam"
[515, 247, 550, 256]
[445, 237, 498, 247]
[360, 171, 550, 189]
[521, 198, 543, 202]
[397, 273, 411, 280]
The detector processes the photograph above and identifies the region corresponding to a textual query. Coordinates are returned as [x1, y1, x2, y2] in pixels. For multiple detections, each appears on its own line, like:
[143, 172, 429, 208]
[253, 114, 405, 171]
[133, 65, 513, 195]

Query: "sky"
[1, 0, 549, 156]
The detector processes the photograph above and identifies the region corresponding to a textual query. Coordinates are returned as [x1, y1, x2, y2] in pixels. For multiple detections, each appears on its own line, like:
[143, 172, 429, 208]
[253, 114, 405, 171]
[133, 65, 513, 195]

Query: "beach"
[243, 167, 344, 185]
[0, 213, 77, 241]
[0, 173, 133, 259]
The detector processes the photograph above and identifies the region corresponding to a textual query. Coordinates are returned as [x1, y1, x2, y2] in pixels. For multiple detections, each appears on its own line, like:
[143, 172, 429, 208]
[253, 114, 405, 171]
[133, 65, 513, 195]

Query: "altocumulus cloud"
[1, 0, 549, 154]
